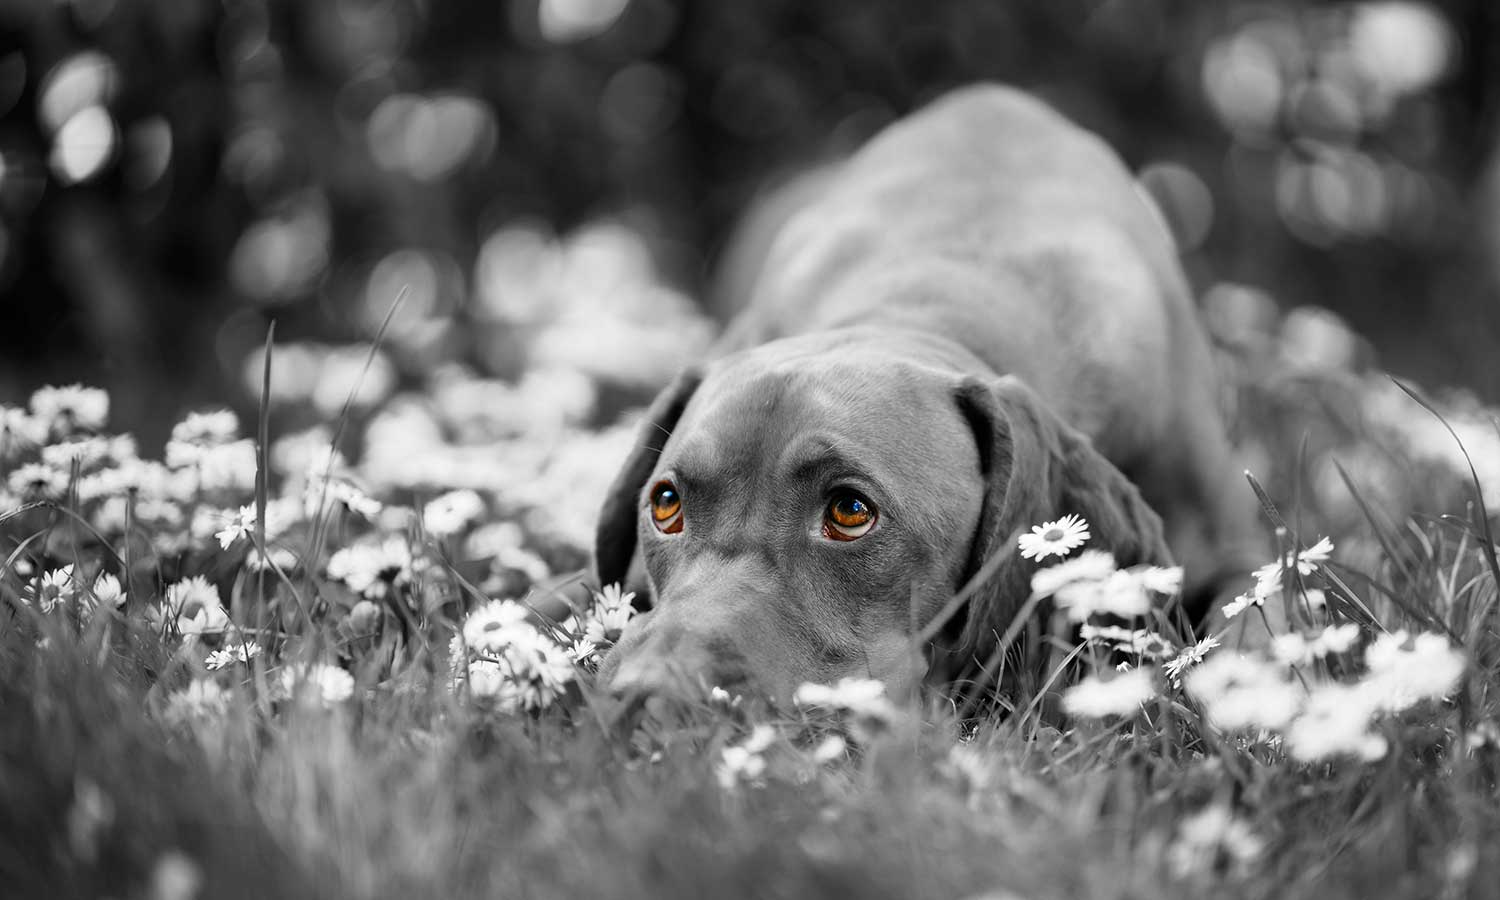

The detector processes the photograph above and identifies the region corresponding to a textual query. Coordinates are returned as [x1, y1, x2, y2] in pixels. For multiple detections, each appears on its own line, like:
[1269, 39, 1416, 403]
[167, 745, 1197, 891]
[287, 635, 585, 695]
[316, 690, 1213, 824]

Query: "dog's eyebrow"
[780, 437, 880, 490]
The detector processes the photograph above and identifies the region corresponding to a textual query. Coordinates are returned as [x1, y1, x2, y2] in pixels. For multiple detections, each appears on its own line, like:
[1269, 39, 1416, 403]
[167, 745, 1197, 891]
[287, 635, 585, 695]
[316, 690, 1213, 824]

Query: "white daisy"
[1029, 550, 1117, 598]
[812, 735, 848, 764]
[715, 744, 768, 790]
[159, 575, 229, 636]
[40, 437, 112, 471]
[282, 663, 355, 707]
[593, 582, 636, 611]
[1221, 592, 1262, 619]
[30, 384, 109, 434]
[1137, 565, 1184, 595]
[205, 642, 263, 671]
[214, 505, 256, 549]
[1061, 667, 1156, 718]
[194, 440, 258, 493]
[709, 685, 742, 708]
[1164, 636, 1221, 685]
[1285, 683, 1387, 762]
[1362, 630, 1465, 713]
[423, 489, 486, 537]
[9, 462, 70, 499]
[465, 659, 522, 709]
[303, 476, 382, 520]
[1017, 514, 1090, 561]
[1184, 653, 1300, 731]
[0, 405, 48, 452]
[462, 600, 532, 653]
[569, 638, 599, 664]
[24, 565, 77, 613]
[794, 677, 898, 721]
[326, 535, 413, 599]
[170, 410, 240, 446]
[1166, 805, 1265, 879]
[162, 679, 230, 726]
[1054, 568, 1153, 622]
[82, 572, 127, 616]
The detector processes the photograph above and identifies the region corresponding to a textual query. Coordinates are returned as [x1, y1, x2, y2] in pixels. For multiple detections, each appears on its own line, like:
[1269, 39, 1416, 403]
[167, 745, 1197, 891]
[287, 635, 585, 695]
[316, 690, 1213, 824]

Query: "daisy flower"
[1166, 805, 1265, 879]
[1362, 630, 1465, 713]
[245, 546, 300, 572]
[194, 440, 257, 493]
[1017, 514, 1090, 561]
[1220, 592, 1262, 619]
[215, 505, 256, 549]
[569, 638, 599, 665]
[1080, 624, 1175, 659]
[0, 405, 48, 453]
[1164, 636, 1220, 685]
[1061, 667, 1156, 718]
[282, 663, 356, 707]
[462, 600, 532, 653]
[1250, 536, 1336, 592]
[423, 489, 486, 538]
[9, 463, 70, 499]
[82, 572, 127, 616]
[716, 725, 778, 790]
[716, 745, 768, 790]
[1054, 569, 1153, 622]
[41, 437, 112, 471]
[159, 575, 229, 636]
[794, 677, 897, 722]
[465, 659, 522, 708]
[499, 632, 576, 709]
[812, 735, 849, 765]
[303, 477, 382, 520]
[30, 384, 109, 435]
[1284, 683, 1387, 762]
[1184, 653, 1300, 731]
[170, 410, 240, 446]
[1137, 565, 1184, 596]
[584, 583, 638, 643]
[1030, 550, 1117, 598]
[709, 686, 742, 708]
[326, 535, 413, 599]
[594, 582, 636, 611]
[162, 679, 230, 726]
[205, 642, 263, 671]
[24, 565, 78, 613]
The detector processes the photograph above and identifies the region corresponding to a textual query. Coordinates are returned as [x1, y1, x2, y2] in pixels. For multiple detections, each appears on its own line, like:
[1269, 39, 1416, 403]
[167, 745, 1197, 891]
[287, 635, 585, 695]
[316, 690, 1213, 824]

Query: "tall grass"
[4, 340, 1500, 899]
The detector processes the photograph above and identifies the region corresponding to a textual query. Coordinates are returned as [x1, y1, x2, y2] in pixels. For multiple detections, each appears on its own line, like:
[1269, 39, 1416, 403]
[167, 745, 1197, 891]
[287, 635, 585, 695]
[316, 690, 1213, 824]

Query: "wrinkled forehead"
[664, 346, 973, 487]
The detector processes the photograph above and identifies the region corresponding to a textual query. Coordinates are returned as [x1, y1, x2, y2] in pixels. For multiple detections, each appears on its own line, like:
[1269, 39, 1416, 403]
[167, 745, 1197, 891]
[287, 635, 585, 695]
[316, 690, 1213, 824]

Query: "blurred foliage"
[1, 0, 1499, 446]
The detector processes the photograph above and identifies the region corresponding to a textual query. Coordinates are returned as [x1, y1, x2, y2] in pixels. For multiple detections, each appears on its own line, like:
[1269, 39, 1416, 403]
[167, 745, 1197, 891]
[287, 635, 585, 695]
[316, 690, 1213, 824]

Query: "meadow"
[4, 238, 1500, 900]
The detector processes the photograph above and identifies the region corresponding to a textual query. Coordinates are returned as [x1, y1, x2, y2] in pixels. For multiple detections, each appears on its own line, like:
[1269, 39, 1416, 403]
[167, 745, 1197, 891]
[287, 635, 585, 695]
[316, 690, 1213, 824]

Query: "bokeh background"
[2, 0, 1499, 451]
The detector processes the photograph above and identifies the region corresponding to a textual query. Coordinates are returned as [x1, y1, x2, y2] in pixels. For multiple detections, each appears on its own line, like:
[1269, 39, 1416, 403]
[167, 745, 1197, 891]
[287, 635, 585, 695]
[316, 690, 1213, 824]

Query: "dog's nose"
[603, 627, 754, 705]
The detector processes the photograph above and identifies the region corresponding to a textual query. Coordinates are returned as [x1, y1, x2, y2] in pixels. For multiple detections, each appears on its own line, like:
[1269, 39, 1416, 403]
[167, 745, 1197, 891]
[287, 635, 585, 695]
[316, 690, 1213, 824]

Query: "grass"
[4, 323, 1500, 899]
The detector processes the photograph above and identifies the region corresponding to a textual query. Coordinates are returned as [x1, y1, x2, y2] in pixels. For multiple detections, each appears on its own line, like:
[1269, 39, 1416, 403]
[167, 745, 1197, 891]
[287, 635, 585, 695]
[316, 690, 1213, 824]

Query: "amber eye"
[650, 481, 683, 534]
[823, 491, 876, 541]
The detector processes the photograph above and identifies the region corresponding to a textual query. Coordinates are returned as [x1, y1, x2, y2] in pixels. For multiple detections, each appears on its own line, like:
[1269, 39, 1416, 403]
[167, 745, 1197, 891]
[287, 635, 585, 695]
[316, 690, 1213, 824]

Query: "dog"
[591, 85, 1266, 706]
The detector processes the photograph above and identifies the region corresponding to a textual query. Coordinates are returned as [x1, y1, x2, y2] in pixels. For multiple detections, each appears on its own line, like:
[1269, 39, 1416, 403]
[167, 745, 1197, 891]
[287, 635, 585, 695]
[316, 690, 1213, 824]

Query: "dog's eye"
[823, 492, 876, 541]
[650, 480, 683, 534]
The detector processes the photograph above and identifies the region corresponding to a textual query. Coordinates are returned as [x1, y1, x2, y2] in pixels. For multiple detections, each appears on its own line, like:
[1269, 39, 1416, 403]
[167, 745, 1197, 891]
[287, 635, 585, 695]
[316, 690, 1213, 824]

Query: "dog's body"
[594, 85, 1263, 703]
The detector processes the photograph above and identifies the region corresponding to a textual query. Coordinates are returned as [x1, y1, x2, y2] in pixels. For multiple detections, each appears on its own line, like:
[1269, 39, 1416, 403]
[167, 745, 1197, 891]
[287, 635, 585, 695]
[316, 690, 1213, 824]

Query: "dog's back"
[718, 85, 1207, 462]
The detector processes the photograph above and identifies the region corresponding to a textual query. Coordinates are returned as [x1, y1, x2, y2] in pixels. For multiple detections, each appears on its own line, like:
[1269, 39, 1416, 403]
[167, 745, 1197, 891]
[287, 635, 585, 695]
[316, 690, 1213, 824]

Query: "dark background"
[2, 0, 1499, 447]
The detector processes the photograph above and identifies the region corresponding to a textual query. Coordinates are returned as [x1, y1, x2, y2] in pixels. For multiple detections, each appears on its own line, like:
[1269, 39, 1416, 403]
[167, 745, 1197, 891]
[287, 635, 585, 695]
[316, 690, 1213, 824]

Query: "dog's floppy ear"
[593, 368, 703, 598]
[953, 375, 1172, 652]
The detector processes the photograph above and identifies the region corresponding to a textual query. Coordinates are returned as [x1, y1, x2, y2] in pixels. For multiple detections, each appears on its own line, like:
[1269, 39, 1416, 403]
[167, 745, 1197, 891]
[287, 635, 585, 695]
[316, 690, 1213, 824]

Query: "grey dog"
[592, 85, 1265, 705]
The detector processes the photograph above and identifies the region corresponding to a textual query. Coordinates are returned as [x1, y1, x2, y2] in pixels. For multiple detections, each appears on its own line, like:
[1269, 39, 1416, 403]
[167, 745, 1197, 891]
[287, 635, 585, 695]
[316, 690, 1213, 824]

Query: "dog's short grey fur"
[593, 85, 1265, 703]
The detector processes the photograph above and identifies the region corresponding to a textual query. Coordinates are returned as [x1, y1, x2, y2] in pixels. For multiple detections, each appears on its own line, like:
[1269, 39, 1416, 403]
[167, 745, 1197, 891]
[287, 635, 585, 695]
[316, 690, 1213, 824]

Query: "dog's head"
[593, 332, 1170, 704]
